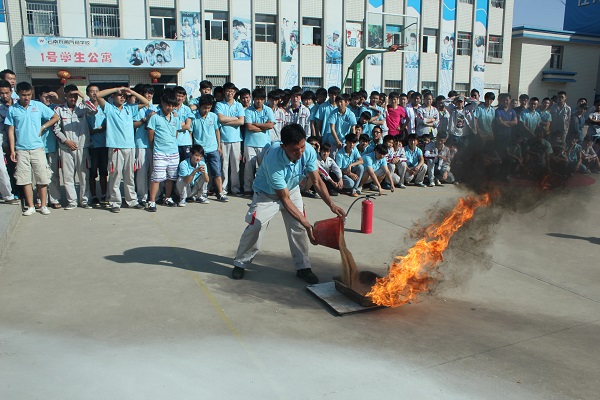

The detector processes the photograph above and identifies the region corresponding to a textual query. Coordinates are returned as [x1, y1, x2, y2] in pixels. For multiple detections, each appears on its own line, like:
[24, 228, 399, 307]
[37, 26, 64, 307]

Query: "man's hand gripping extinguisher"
[345, 195, 375, 234]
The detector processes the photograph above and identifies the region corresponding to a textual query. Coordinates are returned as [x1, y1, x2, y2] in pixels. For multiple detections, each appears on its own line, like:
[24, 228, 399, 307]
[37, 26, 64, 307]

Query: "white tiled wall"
[2, 0, 513, 95]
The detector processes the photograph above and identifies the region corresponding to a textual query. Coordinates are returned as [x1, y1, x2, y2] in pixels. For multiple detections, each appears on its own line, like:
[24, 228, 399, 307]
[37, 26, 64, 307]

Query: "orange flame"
[367, 194, 492, 307]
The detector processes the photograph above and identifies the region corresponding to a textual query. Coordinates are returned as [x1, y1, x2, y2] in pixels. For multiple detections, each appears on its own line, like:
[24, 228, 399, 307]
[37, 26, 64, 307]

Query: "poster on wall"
[232, 17, 252, 60]
[324, 0, 343, 89]
[279, 0, 299, 88]
[438, 0, 456, 97]
[180, 12, 201, 59]
[231, 0, 252, 89]
[471, 0, 488, 94]
[364, 0, 383, 93]
[404, 0, 421, 93]
[179, 1, 202, 99]
[346, 22, 363, 48]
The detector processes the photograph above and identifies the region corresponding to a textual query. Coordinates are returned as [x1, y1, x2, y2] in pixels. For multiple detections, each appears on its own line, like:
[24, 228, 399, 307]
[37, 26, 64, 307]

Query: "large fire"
[366, 194, 492, 307]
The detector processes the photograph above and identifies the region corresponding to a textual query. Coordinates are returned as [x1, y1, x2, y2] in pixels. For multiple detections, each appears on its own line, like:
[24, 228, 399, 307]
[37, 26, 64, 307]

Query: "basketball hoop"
[387, 44, 407, 52]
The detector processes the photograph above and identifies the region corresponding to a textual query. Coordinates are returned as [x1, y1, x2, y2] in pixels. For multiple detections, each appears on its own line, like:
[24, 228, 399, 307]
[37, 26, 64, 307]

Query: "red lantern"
[149, 70, 161, 83]
[57, 70, 71, 84]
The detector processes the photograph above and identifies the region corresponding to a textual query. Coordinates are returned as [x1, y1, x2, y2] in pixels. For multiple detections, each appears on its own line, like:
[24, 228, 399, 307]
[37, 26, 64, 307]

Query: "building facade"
[510, 26, 600, 104]
[2, 0, 513, 98]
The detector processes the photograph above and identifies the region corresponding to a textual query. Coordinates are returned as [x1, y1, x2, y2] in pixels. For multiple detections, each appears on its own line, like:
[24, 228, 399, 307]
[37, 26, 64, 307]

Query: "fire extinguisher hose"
[344, 195, 375, 225]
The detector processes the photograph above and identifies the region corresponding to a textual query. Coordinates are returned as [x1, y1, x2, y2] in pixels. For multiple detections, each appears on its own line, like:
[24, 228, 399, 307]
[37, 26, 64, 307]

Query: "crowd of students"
[1, 66, 599, 217]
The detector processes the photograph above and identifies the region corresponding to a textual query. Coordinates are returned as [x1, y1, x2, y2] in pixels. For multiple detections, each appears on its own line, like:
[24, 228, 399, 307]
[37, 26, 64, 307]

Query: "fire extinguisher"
[346, 195, 375, 234]
[361, 196, 374, 234]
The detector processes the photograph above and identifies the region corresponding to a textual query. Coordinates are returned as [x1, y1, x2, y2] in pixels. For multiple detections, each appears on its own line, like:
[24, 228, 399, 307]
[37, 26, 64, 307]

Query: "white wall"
[121, 0, 147, 39]
[58, 0, 86, 37]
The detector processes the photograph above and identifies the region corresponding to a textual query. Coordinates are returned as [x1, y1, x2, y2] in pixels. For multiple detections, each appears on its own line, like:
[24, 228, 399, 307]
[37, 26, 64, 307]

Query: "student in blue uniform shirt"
[335, 133, 364, 197]
[86, 84, 109, 207]
[316, 86, 340, 139]
[192, 94, 228, 202]
[37, 86, 62, 209]
[359, 144, 396, 196]
[231, 123, 345, 282]
[0, 80, 18, 204]
[96, 86, 149, 213]
[173, 86, 193, 161]
[244, 88, 275, 194]
[176, 144, 210, 206]
[145, 90, 181, 212]
[215, 82, 245, 195]
[133, 84, 158, 206]
[327, 93, 357, 151]
[6, 82, 60, 216]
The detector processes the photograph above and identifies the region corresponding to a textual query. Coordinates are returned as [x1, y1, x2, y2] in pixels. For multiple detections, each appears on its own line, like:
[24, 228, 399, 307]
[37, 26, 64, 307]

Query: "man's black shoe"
[296, 268, 319, 284]
[232, 266, 245, 280]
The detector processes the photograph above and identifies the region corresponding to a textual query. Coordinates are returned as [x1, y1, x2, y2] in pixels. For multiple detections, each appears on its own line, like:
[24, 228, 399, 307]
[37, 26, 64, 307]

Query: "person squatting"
[1, 71, 598, 218]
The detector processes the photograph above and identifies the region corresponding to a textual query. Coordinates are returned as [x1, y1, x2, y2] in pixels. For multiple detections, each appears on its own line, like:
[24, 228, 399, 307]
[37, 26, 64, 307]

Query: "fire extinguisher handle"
[345, 195, 376, 223]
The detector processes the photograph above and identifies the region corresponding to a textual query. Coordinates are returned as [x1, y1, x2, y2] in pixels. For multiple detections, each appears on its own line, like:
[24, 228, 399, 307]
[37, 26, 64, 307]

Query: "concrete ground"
[0, 181, 598, 399]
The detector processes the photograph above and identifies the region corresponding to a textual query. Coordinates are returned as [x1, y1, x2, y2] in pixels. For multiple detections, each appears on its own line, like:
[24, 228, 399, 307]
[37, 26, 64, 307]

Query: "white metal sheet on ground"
[306, 282, 384, 316]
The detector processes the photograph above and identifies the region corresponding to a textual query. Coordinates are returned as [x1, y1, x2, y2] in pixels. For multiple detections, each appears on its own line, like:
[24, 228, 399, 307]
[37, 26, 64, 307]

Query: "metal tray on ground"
[333, 270, 382, 308]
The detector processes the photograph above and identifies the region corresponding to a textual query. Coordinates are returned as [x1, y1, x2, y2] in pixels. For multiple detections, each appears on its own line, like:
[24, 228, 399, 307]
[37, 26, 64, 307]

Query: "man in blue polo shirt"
[404, 134, 427, 187]
[86, 84, 109, 207]
[192, 94, 228, 202]
[359, 144, 396, 196]
[215, 82, 244, 195]
[6, 81, 60, 216]
[146, 90, 180, 212]
[244, 88, 275, 194]
[96, 86, 150, 213]
[173, 86, 193, 161]
[316, 86, 340, 139]
[232, 123, 345, 283]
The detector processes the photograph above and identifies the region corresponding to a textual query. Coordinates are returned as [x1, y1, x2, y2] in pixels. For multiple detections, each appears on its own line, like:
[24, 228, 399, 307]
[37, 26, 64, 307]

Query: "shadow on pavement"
[547, 233, 600, 245]
[105, 246, 336, 309]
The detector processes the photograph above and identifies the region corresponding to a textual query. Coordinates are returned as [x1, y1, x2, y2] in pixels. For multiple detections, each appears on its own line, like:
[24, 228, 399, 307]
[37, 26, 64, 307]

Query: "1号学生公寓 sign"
[23, 36, 185, 69]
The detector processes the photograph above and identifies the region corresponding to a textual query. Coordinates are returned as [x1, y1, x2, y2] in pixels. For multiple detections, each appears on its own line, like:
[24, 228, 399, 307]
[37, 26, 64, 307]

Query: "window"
[454, 83, 469, 95]
[488, 35, 503, 59]
[205, 11, 228, 41]
[302, 77, 322, 92]
[206, 75, 230, 87]
[255, 14, 276, 43]
[491, 0, 505, 8]
[150, 8, 176, 39]
[26, 1, 59, 35]
[457, 32, 471, 56]
[384, 80, 402, 94]
[421, 81, 437, 96]
[302, 18, 322, 46]
[459, 0, 474, 4]
[256, 76, 277, 94]
[90, 5, 120, 37]
[422, 28, 437, 53]
[550, 46, 563, 69]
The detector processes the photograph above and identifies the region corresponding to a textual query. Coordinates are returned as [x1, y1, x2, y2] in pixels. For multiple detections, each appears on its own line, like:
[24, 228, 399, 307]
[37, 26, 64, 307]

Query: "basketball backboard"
[365, 12, 419, 52]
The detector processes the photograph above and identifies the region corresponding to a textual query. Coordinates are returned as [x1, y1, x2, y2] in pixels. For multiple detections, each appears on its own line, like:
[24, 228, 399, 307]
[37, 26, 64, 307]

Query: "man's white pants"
[0, 155, 14, 200]
[135, 148, 152, 202]
[176, 176, 207, 199]
[108, 148, 137, 207]
[60, 147, 90, 206]
[46, 152, 61, 205]
[234, 187, 310, 271]
[243, 145, 265, 192]
[221, 141, 241, 194]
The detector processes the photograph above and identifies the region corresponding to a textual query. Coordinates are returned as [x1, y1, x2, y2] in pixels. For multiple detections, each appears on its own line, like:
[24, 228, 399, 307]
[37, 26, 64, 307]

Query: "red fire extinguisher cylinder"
[361, 197, 374, 234]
